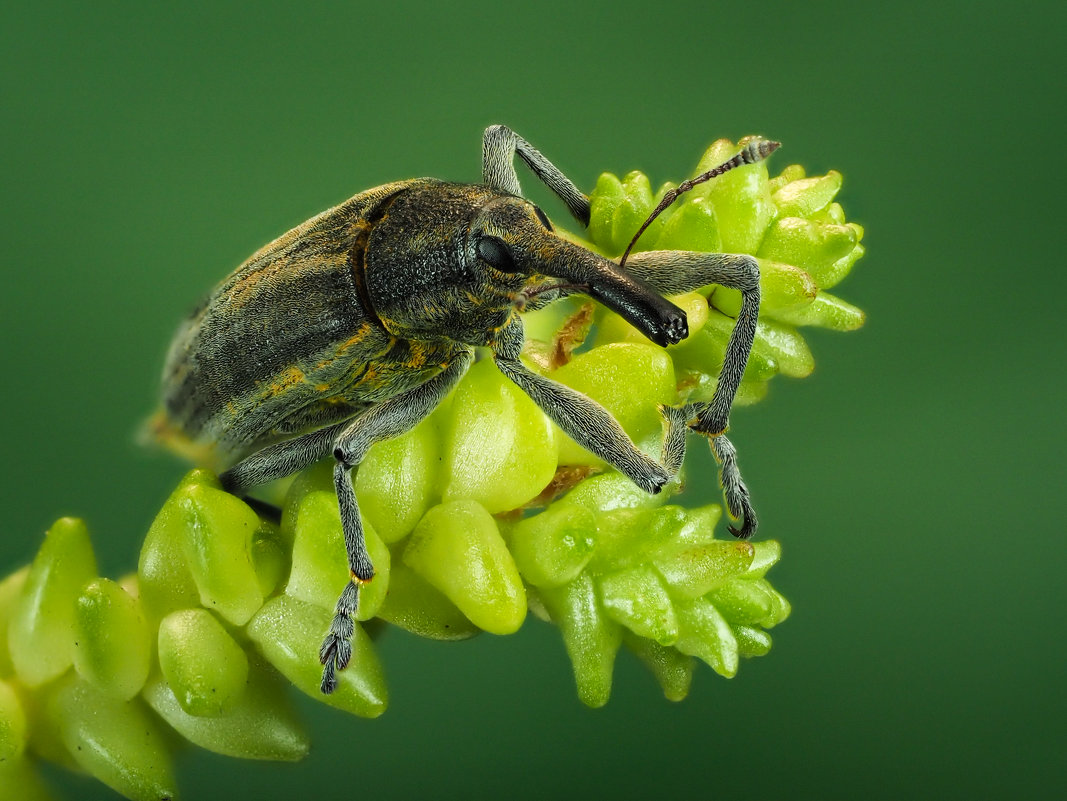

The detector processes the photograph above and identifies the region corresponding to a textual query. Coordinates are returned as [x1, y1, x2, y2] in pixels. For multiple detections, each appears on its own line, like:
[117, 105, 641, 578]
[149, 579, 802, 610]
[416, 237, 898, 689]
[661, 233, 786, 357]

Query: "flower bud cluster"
[0, 138, 862, 800]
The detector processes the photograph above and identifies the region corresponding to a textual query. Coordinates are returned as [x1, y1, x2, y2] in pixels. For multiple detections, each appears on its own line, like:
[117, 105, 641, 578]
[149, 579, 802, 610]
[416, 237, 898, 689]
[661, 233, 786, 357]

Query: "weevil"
[159, 125, 778, 693]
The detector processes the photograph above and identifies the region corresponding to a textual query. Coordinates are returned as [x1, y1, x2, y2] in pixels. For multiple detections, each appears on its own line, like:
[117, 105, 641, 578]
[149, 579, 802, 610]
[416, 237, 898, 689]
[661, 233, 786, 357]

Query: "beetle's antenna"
[618, 138, 781, 268]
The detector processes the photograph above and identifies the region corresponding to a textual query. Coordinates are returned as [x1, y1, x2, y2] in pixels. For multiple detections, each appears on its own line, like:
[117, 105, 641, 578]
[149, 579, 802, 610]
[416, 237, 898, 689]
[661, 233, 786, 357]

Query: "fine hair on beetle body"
[159, 125, 778, 694]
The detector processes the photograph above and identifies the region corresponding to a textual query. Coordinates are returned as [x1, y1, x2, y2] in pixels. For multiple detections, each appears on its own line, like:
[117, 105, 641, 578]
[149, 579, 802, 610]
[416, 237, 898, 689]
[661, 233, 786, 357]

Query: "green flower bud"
[375, 560, 481, 640]
[610, 171, 658, 254]
[404, 500, 526, 634]
[758, 217, 859, 290]
[770, 291, 866, 331]
[179, 483, 265, 626]
[654, 195, 722, 253]
[708, 577, 776, 626]
[143, 658, 308, 761]
[674, 598, 739, 678]
[540, 573, 622, 708]
[9, 517, 98, 687]
[286, 489, 390, 620]
[0, 677, 27, 760]
[356, 422, 439, 544]
[622, 631, 694, 702]
[157, 608, 249, 717]
[246, 595, 387, 718]
[0, 567, 29, 678]
[587, 172, 625, 254]
[138, 471, 214, 620]
[508, 502, 597, 588]
[653, 540, 755, 600]
[598, 565, 679, 646]
[772, 170, 843, 218]
[732, 624, 773, 658]
[746, 540, 783, 578]
[72, 578, 151, 700]
[44, 675, 177, 801]
[440, 359, 558, 513]
[755, 319, 816, 378]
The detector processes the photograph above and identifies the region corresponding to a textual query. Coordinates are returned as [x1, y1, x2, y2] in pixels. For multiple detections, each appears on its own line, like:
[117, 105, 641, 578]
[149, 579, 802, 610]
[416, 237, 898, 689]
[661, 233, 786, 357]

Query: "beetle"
[159, 125, 777, 693]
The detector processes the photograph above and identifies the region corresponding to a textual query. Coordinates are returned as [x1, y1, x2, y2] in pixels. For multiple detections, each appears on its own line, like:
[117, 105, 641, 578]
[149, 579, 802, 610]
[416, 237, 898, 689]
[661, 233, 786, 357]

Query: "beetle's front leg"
[620, 250, 761, 538]
[621, 250, 760, 436]
[319, 349, 474, 693]
[491, 321, 682, 494]
[482, 125, 591, 226]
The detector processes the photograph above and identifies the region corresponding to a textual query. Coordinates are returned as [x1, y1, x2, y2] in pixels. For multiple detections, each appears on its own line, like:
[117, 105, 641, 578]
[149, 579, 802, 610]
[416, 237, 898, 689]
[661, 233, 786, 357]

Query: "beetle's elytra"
[159, 125, 776, 693]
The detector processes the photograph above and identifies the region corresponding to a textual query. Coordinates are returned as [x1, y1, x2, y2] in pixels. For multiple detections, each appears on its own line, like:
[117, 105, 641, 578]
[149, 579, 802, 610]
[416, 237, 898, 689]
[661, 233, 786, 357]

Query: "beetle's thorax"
[358, 183, 520, 345]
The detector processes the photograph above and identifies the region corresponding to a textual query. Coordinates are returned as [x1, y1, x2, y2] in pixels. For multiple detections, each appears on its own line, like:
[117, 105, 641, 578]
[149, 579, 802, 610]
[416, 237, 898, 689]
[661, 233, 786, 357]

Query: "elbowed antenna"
[618, 138, 781, 267]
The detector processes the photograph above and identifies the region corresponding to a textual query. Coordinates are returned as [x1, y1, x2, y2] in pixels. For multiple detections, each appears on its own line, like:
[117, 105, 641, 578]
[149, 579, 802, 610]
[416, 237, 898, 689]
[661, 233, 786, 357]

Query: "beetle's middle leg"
[319, 349, 474, 693]
[618, 250, 761, 538]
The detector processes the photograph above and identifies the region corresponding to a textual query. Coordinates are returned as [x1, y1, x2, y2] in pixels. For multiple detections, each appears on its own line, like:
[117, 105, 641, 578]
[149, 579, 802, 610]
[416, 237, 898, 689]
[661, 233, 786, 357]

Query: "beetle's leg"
[620, 250, 760, 435]
[482, 125, 591, 226]
[619, 250, 761, 538]
[220, 419, 352, 493]
[491, 321, 678, 493]
[319, 349, 474, 694]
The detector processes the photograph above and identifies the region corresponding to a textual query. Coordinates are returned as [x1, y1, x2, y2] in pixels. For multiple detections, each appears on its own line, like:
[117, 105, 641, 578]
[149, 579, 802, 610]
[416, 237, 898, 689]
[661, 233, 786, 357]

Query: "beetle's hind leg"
[319, 350, 474, 694]
[618, 250, 761, 538]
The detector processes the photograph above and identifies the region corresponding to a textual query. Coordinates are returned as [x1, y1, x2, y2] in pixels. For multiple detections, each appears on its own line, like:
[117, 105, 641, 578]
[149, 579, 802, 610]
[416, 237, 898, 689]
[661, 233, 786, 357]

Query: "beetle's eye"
[477, 235, 519, 272]
[533, 205, 553, 232]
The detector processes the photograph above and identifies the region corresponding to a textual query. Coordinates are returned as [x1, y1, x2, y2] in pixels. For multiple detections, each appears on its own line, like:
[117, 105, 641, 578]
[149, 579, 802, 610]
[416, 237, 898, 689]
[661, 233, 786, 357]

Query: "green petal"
[0, 677, 27, 760]
[654, 540, 755, 600]
[138, 471, 214, 621]
[758, 217, 858, 289]
[772, 170, 843, 218]
[509, 502, 597, 588]
[0, 567, 29, 678]
[675, 598, 739, 678]
[771, 291, 866, 331]
[356, 422, 439, 544]
[553, 342, 676, 463]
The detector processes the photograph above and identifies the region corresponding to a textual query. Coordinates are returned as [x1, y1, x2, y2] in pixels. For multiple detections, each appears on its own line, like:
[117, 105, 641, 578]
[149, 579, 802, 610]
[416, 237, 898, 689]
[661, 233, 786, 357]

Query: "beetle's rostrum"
[159, 125, 776, 693]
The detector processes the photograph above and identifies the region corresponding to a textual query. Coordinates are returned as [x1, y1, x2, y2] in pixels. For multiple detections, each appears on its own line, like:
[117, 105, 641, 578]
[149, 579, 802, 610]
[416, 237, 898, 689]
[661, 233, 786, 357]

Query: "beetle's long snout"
[543, 241, 688, 347]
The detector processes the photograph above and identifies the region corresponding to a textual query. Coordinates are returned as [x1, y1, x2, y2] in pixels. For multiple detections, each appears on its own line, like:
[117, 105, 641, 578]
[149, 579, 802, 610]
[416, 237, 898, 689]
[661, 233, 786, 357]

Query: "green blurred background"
[2, 1, 1063, 798]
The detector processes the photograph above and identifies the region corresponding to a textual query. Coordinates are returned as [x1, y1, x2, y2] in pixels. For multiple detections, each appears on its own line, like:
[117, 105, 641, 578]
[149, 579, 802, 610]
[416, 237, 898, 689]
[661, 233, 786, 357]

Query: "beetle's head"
[471, 195, 688, 348]
[363, 183, 686, 348]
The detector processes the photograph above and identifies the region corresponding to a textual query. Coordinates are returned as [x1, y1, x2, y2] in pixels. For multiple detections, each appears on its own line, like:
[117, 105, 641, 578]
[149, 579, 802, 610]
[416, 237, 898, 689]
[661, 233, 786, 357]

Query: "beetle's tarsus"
[319, 580, 360, 694]
[711, 434, 758, 540]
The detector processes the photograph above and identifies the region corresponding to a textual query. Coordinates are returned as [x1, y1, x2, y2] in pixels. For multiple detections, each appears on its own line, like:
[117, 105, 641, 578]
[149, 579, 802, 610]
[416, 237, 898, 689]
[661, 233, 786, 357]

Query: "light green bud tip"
[0, 136, 862, 798]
